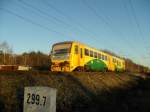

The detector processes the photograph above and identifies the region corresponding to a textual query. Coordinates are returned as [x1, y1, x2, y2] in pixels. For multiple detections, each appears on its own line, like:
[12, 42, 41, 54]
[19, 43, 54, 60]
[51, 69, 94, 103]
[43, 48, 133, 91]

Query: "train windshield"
[52, 43, 71, 55]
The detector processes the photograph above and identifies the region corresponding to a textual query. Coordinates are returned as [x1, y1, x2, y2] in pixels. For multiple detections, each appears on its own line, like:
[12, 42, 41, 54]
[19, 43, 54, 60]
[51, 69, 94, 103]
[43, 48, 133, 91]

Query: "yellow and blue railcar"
[50, 41, 125, 72]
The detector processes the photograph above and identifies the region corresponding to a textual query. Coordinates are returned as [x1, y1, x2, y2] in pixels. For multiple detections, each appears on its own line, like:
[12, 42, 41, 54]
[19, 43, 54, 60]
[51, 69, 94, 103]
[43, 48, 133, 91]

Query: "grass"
[0, 71, 149, 112]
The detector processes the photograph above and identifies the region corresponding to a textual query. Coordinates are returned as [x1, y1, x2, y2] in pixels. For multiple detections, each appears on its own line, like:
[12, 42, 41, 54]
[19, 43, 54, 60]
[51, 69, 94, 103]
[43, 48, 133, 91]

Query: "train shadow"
[58, 73, 150, 112]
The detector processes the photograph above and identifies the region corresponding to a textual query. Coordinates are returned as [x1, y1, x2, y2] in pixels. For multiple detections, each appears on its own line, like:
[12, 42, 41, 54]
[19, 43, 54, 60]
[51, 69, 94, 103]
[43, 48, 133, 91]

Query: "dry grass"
[0, 71, 149, 112]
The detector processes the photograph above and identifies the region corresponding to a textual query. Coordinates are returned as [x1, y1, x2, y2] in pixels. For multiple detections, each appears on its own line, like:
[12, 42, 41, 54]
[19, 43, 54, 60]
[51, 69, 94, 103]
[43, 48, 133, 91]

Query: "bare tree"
[0, 41, 13, 64]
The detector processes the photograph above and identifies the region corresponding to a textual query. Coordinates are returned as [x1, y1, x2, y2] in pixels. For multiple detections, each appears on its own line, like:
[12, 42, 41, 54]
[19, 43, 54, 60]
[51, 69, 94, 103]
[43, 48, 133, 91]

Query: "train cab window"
[98, 53, 101, 59]
[90, 50, 93, 57]
[94, 52, 97, 58]
[102, 55, 104, 60]
[75, 45, 78, 54]
[85, 48, 89, 56]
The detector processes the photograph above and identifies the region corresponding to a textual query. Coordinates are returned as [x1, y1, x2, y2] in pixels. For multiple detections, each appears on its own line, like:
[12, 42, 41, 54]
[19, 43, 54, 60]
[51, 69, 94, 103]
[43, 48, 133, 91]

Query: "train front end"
[50, 42, 72, 72]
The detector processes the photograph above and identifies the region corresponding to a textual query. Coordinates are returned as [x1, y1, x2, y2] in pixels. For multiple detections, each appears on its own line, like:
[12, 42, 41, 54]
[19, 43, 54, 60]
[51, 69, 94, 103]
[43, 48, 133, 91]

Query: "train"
[50, 41, 125, 72]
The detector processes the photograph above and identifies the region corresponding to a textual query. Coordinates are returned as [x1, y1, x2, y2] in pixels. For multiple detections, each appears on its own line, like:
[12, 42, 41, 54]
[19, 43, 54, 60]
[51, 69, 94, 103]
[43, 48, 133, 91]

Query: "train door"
[72, 44, 80, 70]
[108, 56, 112, 71]
[79, 47, 84, 67]
[109, 56, 115, 71]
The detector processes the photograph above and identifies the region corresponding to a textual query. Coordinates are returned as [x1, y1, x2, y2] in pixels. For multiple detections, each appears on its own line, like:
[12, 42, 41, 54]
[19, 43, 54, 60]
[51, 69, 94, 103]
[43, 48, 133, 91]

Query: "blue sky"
[0, 0, 150, 67]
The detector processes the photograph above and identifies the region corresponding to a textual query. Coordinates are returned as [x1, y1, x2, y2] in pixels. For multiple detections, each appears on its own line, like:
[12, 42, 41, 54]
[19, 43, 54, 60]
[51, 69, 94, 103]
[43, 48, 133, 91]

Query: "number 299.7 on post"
[23, 87, 57, 112]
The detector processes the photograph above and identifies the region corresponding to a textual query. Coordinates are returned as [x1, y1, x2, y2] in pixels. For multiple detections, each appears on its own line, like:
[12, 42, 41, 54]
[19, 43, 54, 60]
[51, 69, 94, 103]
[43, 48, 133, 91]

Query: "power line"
[40, 0, 108, 44]
[126, 0, 148, 60]
[14, 0, 84, 40]
[82, 0, 110, 27]
[82, 0, 126, 38]
[19, 0, 72, 27]
[18, 0, 102, 43]
[20, 0, 93, 37]
[129, 0, 143, 38]
[17, 0, 93, 41]
[82, 0, 139, 53]
[121, 0, 136, 37]
[122, 0, 149, 66]
[82, 0, 126, 41]
[2, 1, 103, 46]
[129, 0, 147, 46]
[81, 0, 128, 50]
[42, 0, 99, 36]
[0, 7, 70, 38]
[121, 0, 144, 54]
[16, 1, 60, 26]
[82, 0, 129, 43]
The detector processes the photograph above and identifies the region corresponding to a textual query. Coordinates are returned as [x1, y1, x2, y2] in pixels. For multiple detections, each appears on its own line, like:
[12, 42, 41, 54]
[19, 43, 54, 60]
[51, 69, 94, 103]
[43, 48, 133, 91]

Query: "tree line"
[0, 41, 50, 70]
[0, 51, 50, 70]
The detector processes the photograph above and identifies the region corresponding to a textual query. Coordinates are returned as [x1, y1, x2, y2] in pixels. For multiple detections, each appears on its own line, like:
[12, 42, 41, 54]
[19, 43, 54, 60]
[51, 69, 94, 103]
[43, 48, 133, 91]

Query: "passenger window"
[102, 55, 104, 60]
[85, 48, 89, 56]
[117, 60, 118, 65]
[90, 50, 93, 57]
[113, 58, 116, 63]
[75, 45, 78, 54]
[119, 62, 121, 66]
[98, 53, 101, 59]
[94, 52, 97, 58]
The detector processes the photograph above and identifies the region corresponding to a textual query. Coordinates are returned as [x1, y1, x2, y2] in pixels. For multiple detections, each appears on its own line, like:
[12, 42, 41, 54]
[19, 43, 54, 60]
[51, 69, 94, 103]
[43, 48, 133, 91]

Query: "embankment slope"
[0, 71, 150, 112]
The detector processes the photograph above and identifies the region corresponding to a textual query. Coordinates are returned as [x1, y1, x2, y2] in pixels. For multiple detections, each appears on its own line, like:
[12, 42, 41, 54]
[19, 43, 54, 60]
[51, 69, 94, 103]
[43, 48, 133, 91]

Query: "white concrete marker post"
[23, 87, 57, 112]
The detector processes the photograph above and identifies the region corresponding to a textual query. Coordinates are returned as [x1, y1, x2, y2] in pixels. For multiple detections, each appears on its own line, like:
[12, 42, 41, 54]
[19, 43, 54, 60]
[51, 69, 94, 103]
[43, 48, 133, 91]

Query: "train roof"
[53, 41, 74, 45]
